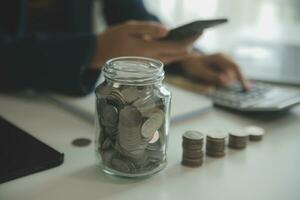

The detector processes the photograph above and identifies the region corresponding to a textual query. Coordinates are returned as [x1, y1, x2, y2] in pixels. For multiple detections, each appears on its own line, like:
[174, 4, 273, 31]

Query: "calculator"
[211, 82, 300, 111]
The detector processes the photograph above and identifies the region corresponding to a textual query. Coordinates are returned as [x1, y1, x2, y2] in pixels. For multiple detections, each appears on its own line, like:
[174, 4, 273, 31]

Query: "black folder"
[0, 116, 64, 184]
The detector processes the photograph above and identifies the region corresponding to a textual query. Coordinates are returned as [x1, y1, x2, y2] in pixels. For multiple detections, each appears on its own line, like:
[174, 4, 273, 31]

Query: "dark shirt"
[0, 0, 159, 96]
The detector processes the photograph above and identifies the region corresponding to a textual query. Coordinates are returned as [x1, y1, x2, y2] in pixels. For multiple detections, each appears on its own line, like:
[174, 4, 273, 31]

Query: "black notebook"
[0, 116, 64, 184]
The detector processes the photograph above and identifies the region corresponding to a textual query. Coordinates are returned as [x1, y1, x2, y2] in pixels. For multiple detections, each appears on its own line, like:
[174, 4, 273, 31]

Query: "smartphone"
[162, 18, 228, 41]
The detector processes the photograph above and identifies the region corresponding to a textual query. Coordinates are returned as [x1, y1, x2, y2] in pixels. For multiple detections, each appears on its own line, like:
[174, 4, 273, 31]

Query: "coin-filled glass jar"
[95, 57, 171, 177]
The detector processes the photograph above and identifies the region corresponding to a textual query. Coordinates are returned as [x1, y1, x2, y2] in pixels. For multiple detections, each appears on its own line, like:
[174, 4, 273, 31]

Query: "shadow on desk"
[69, 164, 150, 184]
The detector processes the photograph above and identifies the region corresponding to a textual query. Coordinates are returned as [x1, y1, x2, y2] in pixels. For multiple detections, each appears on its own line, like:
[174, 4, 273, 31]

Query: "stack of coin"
[245, 126, 265, 141]
[181, 131, 204, 167]
[206, 130, 227, 158]
[228, 131, 248, 149]
[95, 84, 168, 174]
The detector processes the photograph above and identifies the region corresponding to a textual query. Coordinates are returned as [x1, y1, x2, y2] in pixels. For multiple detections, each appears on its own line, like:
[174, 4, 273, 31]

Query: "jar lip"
[103, 57, 164, 86]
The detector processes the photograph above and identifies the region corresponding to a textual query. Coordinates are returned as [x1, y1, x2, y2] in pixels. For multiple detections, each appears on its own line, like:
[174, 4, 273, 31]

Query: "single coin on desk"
[72, 138, 92, 147]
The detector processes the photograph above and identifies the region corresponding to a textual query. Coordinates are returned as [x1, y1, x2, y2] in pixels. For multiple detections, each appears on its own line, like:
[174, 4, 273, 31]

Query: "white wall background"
[144, 0, 300, 27]
[144, 0, 300, 51]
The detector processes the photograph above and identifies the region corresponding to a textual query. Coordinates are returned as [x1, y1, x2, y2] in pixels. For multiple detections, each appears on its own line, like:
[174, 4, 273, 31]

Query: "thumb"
[125, 21, 168, 39]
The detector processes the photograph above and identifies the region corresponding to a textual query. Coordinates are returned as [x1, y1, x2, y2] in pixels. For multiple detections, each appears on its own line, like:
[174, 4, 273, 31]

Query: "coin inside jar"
[121, 87, 140, 103]
[149, 131, 160, 144]
[119, 105, 143, 127]
[101, 104, 118, 127]
[133, 96, 157, 116]
[141, 112, 164, 139]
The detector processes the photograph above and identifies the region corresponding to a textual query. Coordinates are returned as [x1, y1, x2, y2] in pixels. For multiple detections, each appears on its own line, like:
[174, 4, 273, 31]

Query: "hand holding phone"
[162, 18, 228, 41]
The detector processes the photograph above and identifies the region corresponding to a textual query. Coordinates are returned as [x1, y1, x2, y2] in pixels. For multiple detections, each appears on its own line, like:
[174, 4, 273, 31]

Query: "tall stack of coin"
[228, 131, 248, 149]
[245, 126, 265, 141]
[181, 131, 204, 167]
[95, 83, 169, 175]
[206, 130, 227, 158]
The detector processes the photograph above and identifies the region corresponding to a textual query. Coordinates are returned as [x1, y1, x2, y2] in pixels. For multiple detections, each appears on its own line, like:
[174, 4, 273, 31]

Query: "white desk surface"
[1, 90, 300, 200]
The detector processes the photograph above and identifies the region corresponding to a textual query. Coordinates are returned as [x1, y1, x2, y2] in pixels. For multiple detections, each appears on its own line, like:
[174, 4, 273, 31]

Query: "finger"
[183, 62, 221, 85]
[223, 68, 237, 82]
[218, 74, 234, 87]
[125, 21, 168, 39]
[221, 57, 251, 90]
[198, 67, 221, 85]
[204, 54, 250, 90]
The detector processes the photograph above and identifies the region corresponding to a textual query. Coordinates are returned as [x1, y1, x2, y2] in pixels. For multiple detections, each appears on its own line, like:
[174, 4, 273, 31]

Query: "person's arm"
[102, 0, 160, 25]
[0, 33, 100, 96]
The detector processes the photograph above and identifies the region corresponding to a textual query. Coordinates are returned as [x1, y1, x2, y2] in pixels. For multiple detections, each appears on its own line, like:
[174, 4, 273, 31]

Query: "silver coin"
[127, 148, 146, 159]
[101, 104, 118, 127]
[118, 119, 145, 153]
[130, 155, 148, 169]
[101, 149, 115, 164]
[142, 107, 165, 119]
[106, 91, 126, 108]
[244, 126, 265, 136]
[118, 127, 146, 152]
[96, 98, 107, 108]
[97, 126, 107, 147]
[101, 138, 113, 150]
[95, 84, 112, 98]
[146, 140, 162, 151]
[114, 141, 145, 159]
[112, 82, 121, 88]
[141, 112, 164, 139]
[105, 127, 119, 136]
[149, 131, 160, 144]
[121, 87, 140, 103]
[71, 138, 91, 147]
[145, 148, 164, 162]
[119, 105, 143, 127]
[183, 130, 204, 141]
[111, 158, 131, 173]
[207, 130, 228, 140]
[111, 157, 136, 173]
[133, 95, 157, 116]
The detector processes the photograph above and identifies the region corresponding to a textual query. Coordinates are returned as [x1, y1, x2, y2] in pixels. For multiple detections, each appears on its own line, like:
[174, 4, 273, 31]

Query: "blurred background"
[144, 0, 300, 82]
[145, 0, 300, 51]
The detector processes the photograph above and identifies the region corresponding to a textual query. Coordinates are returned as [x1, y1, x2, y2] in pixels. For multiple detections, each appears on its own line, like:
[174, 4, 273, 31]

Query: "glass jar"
[95, 57, 171, 177]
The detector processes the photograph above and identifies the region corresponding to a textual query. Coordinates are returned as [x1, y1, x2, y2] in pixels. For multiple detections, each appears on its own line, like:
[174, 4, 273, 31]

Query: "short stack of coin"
[245, 126, 265, 141]
[206, 130, 227, 158]
[228, 131, 248, 149]
[181, 131, 204, 167]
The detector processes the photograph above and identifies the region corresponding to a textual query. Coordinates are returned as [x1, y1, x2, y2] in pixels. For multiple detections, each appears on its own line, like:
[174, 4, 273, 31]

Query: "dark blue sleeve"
[0, 33, 100, 96]
[0, 0, 101, 96]
[102, 0, 160, 25]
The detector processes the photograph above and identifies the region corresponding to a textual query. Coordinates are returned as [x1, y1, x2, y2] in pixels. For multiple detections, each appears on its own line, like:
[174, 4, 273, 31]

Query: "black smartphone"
[162, 18, 228, 41]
